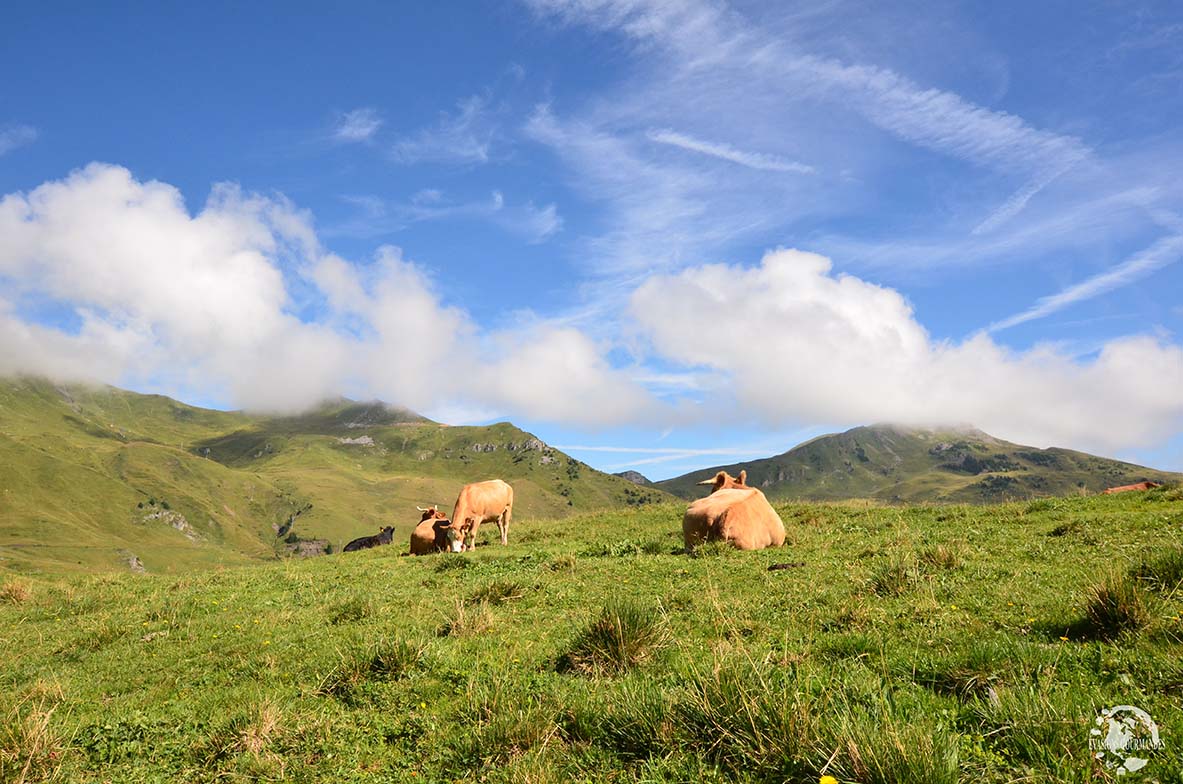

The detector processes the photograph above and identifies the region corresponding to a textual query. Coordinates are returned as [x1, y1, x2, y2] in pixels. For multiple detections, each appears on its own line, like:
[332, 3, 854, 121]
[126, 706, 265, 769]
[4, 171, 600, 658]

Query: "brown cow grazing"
[683, 467, 784, 552]
[448, 479, 513, 551]
[698, 470, 748, 493]
[410, 506, 452, 555]
[343, 526, 395, 553]
[1102, 481, 1162, 495]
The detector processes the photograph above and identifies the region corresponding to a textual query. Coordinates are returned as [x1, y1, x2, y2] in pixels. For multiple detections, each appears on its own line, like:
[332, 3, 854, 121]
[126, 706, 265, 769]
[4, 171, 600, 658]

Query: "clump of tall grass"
[869, 552, 924, 596]
[316, 638, 424, 697]
[434, 556, 472, 573]
[687, 540, 735, 559]
[920, 542, 964, 571]
[0, 700, 67, 784]
[1131, 546, 1183, 594]
[327, 594, 372, 625]
[438, 599, 494, 638]
[467, 579, 525, 606]
[0, 579, 32, 605]
[559, 600, 669, 676]
[1080, 572, 1151, 639]
[579, 539, 665, 557]
[546, 554, 576, 572]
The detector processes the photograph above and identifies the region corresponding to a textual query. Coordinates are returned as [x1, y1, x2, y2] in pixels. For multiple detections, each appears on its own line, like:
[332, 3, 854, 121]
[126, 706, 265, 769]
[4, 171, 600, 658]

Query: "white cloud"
[0, 124, 38, 156]
[6, 165, 1181, 456]
[330, 189, 562, 243]
[989, 234, 1183, 332]
[391, 95, 493, 165]
[0, 164, 636, 423]
[333, 108, 383, 142]
[629, 248, 1183, 453]
[648, 129, 814, 174]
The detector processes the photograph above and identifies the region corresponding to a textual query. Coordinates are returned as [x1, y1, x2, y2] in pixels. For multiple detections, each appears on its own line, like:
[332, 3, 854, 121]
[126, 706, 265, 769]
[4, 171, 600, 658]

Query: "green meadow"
[3, 490, 1182, 783]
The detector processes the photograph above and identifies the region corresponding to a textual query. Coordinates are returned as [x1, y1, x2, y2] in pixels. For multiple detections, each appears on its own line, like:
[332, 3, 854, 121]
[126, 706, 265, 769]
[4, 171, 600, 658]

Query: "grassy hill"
[657, 424, 1182, 503]
[0, 377, 669, 575]
[2, 490, 1181, 782]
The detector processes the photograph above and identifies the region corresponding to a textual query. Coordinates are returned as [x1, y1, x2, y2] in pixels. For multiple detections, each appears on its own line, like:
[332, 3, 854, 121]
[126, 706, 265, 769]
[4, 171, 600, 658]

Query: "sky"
[2, 0, 1183, 480]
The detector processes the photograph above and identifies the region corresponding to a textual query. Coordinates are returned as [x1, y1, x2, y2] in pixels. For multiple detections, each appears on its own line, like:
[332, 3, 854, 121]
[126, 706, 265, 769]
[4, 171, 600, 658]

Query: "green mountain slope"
[0, 378, 669, 575]
[657, 424, 1181, 502]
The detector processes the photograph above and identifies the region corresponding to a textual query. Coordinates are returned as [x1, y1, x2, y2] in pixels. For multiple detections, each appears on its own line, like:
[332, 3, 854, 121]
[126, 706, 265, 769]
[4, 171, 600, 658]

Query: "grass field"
[3, 489, 1182, 782]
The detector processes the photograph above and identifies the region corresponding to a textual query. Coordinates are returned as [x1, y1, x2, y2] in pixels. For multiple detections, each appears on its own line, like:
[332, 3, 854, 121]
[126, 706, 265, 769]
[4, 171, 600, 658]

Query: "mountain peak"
[657, 423, 1178, 503]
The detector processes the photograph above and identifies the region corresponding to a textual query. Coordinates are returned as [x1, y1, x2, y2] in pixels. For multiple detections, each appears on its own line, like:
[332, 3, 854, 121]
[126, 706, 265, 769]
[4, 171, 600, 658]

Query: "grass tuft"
[327, 594, 372, 625]
[546, 554, 576, 571]
[919, 542, 964, 570]
[1132, 546, 1183, 594]
[434, 556, 472, 573]
[1, 579, 32, 605]
[559, 600, 669, 676]
[438, 599, 494, 638]
[0, 700, 67, 784]
[869, 552, 923, 596]
[468, 579, 526, 606]
[1081, 572, 1152, 639]
[317, 638, 425, 697]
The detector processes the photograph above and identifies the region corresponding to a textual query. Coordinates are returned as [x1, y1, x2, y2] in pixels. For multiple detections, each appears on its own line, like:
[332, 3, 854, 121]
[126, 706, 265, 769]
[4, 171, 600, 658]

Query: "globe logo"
[1090, 705, 1164, 775]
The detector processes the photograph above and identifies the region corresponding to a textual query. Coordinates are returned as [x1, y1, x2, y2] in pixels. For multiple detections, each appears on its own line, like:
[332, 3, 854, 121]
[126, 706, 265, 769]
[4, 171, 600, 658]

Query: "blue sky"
[2, 0, 1182, 479]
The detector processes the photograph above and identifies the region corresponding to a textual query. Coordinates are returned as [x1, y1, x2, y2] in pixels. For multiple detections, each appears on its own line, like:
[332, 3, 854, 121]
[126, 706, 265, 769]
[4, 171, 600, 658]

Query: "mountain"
[613, 470, 652, 486]
[0, 377, 670, 575]
[656, 424, 1181, 503]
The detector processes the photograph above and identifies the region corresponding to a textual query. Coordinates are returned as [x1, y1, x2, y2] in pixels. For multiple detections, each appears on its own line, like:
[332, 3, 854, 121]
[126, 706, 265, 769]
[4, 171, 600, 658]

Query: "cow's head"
[697, 470, 748, 494]
[378, 525, 395, 543]
[446, 520, 474, 552]
[416, 505, 447, 523]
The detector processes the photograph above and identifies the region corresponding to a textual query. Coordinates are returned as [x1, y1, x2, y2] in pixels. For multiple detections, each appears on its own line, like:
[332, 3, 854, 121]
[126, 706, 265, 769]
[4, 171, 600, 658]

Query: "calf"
[343, 525, 395, 553]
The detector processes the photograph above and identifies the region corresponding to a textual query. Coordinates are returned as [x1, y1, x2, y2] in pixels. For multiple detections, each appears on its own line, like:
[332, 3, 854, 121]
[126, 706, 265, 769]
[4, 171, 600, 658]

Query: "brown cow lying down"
[410, 506, 451, 555]
[1102, 481, 1162, 495]
[343, 526, 394, 552]
[448, 479, 514, 551]
[683, 485, 785, 552]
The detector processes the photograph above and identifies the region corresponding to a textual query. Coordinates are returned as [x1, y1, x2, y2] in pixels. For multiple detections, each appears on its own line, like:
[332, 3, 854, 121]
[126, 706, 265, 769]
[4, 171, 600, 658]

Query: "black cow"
[343, 526, 395, 553]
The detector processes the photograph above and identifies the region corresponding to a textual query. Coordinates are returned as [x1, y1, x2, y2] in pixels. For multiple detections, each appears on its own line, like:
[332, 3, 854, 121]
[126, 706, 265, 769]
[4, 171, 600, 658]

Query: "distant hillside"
[0, 377, 670, 575]
[656, 424, 1181, 503]
[614, 470, 652, 486]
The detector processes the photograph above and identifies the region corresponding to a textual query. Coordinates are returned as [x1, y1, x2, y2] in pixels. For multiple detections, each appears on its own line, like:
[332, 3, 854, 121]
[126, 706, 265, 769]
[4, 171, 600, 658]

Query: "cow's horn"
[696, 477, 716, 485]
[416, 506, 428, 511]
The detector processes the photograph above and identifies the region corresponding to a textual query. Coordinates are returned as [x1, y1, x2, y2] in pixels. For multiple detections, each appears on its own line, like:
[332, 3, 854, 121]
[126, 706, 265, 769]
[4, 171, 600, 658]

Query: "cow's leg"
[498, 507, 510, 545]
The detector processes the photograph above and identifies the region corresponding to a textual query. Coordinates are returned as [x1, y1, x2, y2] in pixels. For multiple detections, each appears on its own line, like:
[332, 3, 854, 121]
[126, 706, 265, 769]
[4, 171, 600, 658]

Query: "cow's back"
[456, 479, 512, 519]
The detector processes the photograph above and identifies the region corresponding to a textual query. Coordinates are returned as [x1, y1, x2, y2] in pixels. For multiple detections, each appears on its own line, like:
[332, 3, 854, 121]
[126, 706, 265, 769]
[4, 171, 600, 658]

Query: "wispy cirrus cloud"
[988, 234, 1183, 332]
[331, 189, 562, 243]
[333, 108, 383, 142]
[519, 0, 1107, 279]
[391, 95, 493, 165]
[647, 128, 814, 174]
[0, 124, 38, 156]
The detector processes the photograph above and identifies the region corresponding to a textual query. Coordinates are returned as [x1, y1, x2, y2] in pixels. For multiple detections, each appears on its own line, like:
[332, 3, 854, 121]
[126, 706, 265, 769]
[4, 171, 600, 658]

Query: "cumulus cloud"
[5, 164, 1182, 455]
[0, 164, 643, 423]
[629, 248, 1183, 453]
